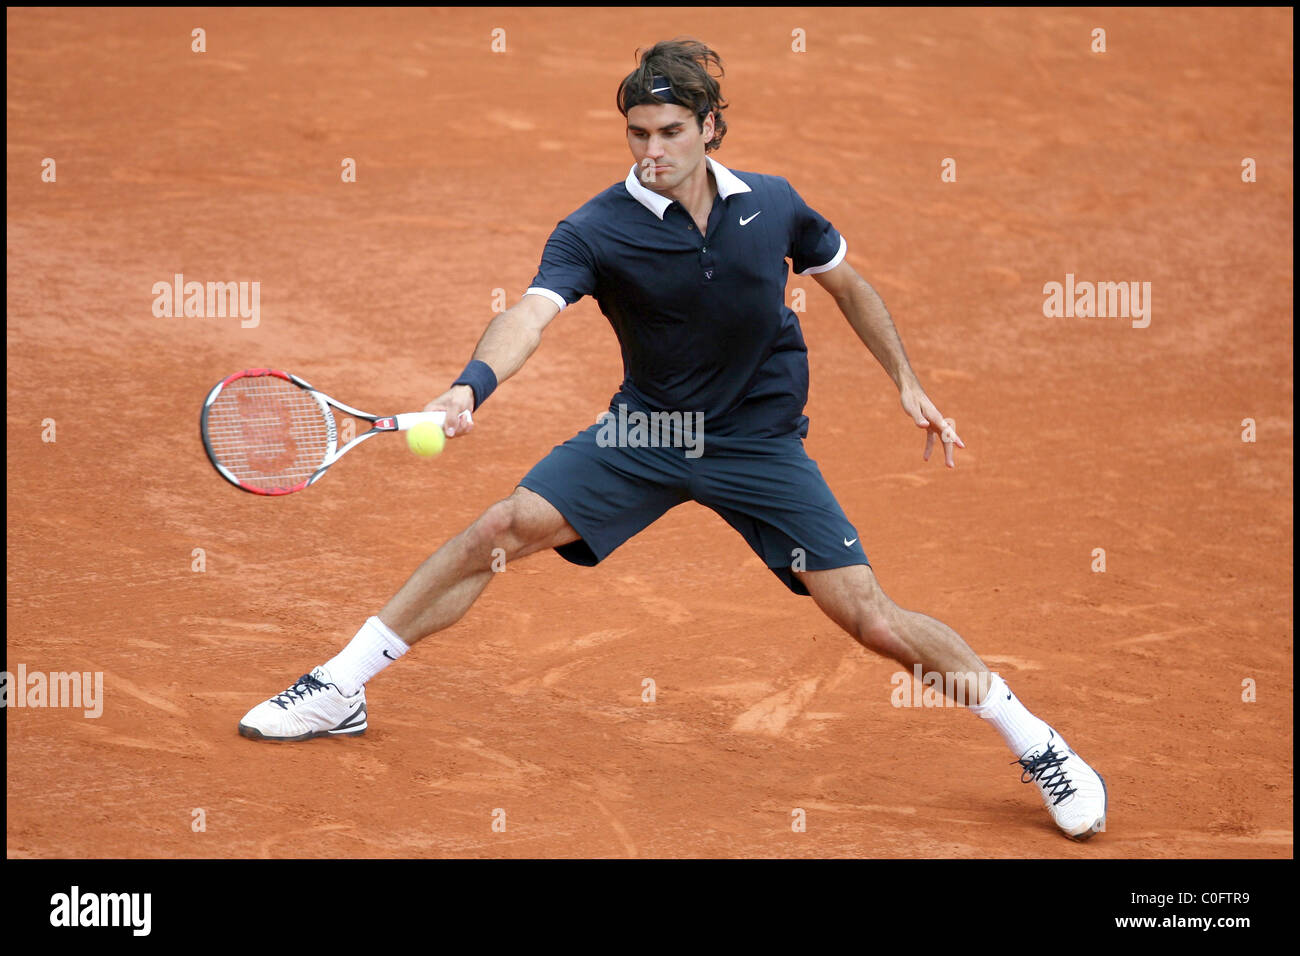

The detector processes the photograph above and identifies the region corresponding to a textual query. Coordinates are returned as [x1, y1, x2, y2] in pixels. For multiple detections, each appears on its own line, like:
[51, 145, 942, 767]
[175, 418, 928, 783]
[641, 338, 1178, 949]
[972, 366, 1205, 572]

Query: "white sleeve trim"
[795, 235, 848, 276]
[523, 287, 568, 312]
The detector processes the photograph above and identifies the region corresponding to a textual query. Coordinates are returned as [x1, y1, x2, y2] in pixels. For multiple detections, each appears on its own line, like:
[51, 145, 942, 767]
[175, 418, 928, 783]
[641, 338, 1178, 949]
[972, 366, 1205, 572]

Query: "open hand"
[899, 385, 965, 468]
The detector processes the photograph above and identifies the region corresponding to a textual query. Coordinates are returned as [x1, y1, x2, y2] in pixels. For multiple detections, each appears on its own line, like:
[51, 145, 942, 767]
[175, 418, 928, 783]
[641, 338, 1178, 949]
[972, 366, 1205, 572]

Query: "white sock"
[322, 616, 409, 698]
[968, 672, 1053, 759]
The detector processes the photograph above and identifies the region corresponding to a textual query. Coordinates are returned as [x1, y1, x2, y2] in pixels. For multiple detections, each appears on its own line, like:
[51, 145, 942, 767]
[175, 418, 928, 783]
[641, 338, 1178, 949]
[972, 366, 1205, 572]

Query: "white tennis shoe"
[1017, 729, 1108, 840]
[238, 666, 367, 741]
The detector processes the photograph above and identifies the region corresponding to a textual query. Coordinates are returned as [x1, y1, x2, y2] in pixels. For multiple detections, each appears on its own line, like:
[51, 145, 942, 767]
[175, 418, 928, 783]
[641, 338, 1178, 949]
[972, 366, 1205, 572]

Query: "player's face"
[626, 102, 714, 192]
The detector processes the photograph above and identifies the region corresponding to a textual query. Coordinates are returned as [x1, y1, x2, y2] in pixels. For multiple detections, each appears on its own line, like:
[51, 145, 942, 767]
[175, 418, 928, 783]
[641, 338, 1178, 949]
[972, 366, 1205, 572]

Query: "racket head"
[200, 368, 338, 495]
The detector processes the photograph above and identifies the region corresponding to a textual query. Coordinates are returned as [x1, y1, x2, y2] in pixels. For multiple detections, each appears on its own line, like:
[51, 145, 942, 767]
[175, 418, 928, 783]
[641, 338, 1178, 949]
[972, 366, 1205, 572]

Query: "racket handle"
[393, 410, 472, 431]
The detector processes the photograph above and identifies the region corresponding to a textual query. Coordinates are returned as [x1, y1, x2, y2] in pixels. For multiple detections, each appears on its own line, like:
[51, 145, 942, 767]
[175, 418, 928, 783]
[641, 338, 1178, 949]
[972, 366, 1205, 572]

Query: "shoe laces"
[1017, 742, 1077, 806]
[271, 673, 330, 710]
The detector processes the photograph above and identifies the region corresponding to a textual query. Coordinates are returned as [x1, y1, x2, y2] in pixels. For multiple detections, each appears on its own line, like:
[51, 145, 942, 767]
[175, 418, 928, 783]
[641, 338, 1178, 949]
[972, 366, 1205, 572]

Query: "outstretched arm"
[812, 260, 965, 467]
[422, 292, 561, 437]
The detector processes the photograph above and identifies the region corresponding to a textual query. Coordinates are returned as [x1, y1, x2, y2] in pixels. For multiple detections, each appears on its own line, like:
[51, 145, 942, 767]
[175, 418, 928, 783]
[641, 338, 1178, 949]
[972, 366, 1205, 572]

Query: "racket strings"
[205, 376, 333, 491]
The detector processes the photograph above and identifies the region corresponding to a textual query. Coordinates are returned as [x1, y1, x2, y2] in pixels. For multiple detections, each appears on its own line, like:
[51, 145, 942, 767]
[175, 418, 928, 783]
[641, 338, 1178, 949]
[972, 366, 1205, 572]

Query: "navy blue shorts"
[518, 422, 869, 595]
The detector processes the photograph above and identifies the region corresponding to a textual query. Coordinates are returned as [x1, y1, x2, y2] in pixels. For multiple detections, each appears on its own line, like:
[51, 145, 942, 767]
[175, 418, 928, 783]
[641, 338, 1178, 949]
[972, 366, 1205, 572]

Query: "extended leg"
[795, 564, 988, 703]
[795, 563, 1108, 839]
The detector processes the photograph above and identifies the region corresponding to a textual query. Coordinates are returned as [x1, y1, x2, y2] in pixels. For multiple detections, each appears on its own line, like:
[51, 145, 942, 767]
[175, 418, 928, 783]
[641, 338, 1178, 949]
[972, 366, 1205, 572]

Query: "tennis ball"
[406, 421, 445, 458]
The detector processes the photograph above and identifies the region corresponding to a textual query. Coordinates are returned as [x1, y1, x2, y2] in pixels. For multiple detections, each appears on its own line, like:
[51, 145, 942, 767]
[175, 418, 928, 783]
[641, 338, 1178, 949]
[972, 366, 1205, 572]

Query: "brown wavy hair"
[616, 38, 728, 152]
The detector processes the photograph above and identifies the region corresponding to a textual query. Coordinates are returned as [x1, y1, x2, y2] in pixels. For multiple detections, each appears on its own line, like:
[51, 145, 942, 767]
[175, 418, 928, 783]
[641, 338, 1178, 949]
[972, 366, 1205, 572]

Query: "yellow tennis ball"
[406, 421, 445, 458]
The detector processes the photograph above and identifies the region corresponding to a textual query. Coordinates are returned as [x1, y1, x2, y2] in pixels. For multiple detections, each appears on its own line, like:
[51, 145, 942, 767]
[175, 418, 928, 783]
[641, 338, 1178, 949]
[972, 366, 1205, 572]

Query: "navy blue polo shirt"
[525, 156, 847, 439]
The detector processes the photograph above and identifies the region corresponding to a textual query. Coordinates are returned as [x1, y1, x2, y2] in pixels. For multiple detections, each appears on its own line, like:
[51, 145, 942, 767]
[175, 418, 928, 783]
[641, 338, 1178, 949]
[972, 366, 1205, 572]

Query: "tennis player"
[240, 39, 1107, 840]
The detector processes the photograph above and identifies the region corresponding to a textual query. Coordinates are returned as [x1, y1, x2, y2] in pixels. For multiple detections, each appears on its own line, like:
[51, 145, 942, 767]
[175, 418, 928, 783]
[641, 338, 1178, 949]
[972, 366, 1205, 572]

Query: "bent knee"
[463, 490, 574, 558]
[463, 498, 519, 555]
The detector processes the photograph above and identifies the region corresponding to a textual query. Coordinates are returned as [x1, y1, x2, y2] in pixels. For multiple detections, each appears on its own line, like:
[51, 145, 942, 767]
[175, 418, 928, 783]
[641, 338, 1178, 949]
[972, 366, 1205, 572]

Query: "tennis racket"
[200, 368, 469, 496]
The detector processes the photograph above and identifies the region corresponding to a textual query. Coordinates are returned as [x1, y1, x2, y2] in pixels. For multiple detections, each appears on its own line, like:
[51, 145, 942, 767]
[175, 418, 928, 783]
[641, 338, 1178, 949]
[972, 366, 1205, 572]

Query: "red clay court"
[6, 8, 1293, 858]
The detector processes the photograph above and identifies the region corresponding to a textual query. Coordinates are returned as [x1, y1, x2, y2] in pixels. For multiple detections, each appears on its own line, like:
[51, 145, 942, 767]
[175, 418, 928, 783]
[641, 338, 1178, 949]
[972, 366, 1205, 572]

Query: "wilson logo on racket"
[199, 369, 466, 496]
[235, 390, 299, 472]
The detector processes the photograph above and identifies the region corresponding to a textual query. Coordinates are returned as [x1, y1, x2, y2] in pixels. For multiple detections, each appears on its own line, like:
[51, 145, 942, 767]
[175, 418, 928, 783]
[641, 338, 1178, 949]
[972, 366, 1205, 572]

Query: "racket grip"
[393, 410, 472, 431]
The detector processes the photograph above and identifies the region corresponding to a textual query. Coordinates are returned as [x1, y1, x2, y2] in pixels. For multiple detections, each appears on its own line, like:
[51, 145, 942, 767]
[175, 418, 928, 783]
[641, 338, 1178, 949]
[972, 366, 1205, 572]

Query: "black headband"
[647, 74, 688, 108]
[645, 74, 711, 120]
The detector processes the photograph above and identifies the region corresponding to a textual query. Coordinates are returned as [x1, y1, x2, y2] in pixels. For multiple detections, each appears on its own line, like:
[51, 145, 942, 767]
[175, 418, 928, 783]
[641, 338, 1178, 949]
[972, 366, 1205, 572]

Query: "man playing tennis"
[239, 39, 1107, 840]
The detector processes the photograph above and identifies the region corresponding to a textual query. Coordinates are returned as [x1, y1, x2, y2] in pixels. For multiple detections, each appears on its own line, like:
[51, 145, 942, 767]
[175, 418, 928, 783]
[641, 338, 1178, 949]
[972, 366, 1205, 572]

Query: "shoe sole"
[1068, 770, 1108, 841]
[237, 722, 367, 742]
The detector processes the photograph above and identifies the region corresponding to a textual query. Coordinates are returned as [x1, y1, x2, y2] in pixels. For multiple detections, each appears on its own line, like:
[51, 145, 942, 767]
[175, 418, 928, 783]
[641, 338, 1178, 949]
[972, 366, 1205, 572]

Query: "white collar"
[623, 156, 752, 220]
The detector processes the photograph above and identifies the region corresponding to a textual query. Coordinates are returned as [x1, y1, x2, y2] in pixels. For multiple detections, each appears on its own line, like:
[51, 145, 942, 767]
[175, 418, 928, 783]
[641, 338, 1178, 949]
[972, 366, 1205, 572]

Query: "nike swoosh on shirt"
[843, 537, 858, 547]
[739, 211, 762, 225]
